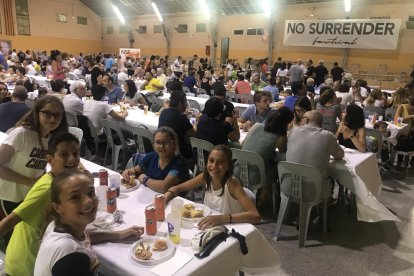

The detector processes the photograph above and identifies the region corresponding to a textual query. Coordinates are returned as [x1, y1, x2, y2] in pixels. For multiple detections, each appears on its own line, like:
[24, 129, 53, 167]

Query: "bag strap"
[230, 228, 248, 255]
[195, 231, 228, 259]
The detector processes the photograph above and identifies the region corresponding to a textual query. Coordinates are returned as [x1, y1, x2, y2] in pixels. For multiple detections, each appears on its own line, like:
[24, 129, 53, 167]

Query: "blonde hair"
[365, 89, 382, 106]
[392, 87, 409, 108]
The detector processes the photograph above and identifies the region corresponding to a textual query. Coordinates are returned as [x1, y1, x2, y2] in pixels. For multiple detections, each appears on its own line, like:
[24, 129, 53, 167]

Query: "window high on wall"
[15, 0, 30, 35]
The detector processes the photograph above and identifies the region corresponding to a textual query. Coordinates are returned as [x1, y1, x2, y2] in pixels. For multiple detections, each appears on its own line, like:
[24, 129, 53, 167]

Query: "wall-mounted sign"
[283, 19, 401, 49]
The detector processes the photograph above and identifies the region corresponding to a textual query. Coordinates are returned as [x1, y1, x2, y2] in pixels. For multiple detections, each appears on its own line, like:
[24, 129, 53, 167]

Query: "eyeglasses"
[154, 140, 173, 147]
[40, 110, 63, 119]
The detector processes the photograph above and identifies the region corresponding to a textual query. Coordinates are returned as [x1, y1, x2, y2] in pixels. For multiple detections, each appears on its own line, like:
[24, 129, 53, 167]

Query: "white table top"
[140, 91, 249, 112]
[329, 150, 398, 222]
[0, 132, 280, 275]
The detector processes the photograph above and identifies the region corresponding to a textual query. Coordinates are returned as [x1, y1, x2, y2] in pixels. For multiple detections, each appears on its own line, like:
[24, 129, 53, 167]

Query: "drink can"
[155, 194, 165, 221]
[99, 169, 108, 186]
[145, 205, 157, 235]
[106, 188, 117, 213]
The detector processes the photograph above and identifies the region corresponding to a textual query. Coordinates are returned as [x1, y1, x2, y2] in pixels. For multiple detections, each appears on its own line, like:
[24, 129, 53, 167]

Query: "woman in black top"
[335, 104, 366, 152]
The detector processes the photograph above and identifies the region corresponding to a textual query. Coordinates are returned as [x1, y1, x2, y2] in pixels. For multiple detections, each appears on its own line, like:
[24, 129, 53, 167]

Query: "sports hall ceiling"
[79, 0, 412, 17]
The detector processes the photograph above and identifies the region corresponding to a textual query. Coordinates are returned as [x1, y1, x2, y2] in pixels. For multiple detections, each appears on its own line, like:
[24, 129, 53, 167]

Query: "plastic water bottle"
[103, 96, 109, 104]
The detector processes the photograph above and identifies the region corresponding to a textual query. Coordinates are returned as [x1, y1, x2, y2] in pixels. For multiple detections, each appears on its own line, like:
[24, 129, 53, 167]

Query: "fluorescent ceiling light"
[262, 0, 271, 17]
[112, 4, 125, 25]
[344, 0, 351, 13]
[152, 2, 163, 23]
[198, 0, 210, 20]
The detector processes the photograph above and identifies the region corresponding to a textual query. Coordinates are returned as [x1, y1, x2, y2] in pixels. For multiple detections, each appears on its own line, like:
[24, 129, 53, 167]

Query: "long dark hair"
[319, 88, 336, 106]
[203, 145, 233, 196]
[294, 96, 312, 124]
[344, 104, 365, 130]
[16, 95, 68, 137]
[125, 79, 137, 99]
[264, 107, 294, 136]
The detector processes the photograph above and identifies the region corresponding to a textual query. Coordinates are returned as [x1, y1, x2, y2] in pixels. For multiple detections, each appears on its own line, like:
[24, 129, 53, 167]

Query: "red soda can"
[155, 194, 165, 221]
[145, 204, 157, 235]
[99, 169, 108, 186]
[106, 188, 117, 213]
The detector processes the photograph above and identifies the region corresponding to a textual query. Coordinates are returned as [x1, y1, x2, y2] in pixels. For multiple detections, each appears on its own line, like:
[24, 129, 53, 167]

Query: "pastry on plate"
[152, 239, 168, 251]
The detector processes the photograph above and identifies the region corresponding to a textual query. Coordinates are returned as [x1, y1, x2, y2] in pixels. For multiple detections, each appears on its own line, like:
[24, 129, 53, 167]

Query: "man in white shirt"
[63, 81, 86, 126]
[83, 85, 127, 135]
[156, 68, 168, 86]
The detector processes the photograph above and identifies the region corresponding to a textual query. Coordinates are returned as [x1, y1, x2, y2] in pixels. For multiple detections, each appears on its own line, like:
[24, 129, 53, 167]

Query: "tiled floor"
[255, 168, 414, 275]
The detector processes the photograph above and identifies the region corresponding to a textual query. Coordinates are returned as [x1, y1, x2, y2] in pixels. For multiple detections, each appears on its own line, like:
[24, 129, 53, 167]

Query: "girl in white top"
[164, 145, 260, 230]
[34, 170, 144, 276]
[0, 96, 68, 218]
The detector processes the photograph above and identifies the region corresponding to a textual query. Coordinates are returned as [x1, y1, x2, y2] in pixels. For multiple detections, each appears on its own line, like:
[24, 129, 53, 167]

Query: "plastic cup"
[166, 213, 181, 244]
[108, 174, 121, 196]
[378, 116, 383, 122]
[397, 117, 403, 126]
[171, 198, 183, 216]
[144, 105, 149, 114]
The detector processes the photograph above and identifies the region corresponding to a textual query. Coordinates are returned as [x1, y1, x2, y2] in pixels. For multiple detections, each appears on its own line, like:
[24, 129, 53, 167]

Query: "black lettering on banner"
[309, 23, 316, 34]
[312, 36, 358, 46]
[342, 23, 351, 35]
[384, 23, 394, 35]
[325, 23, 333, 34]
[363, 23, 375, 35]
[120, 50, 130, 54]
[375, 23, 384, 35]
[334, 23, 342, 35]
[287, 23, 305, 34]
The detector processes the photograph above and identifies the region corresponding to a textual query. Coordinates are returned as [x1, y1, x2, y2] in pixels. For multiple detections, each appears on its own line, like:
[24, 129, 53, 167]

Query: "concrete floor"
[255, 167, 414, 275]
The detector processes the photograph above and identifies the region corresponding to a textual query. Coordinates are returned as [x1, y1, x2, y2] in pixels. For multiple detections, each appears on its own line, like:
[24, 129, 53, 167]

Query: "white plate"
[120, 179, 140, 193]
[181, 203, 211, 222]
[130, 237, 175, 265]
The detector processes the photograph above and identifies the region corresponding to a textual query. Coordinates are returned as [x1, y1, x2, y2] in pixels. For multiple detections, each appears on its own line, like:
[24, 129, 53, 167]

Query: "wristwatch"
[142, 175, 149, 186]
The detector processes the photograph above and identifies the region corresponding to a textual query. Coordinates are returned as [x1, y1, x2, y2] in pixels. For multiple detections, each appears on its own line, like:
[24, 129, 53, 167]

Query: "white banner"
[283, 19, 401, 49]
[119, 48, 141, 61]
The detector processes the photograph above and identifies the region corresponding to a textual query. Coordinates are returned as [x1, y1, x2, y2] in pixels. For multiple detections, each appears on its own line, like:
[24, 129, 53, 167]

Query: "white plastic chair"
[198, 94, 210, 99]
[188, 99, 201, 111]
[84, 117, 106, 158]
[101, 119, 135, 170]
[190, 137, 214, 174]
[66, 111, 78, 127]
[231, 148, 278, 214]
[275, 161, 328, 248]
[189, 137, 214, 201]
[365, 128, 383, 159]
[130, 125, 154, 154]
[68, 127, 83, 145]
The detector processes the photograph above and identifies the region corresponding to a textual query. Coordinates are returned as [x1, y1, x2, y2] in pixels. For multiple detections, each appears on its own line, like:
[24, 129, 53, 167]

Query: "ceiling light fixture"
[262, 0, 271, 17]
[198, 0, 210, 20]
[344, 0, 351, 13]
[152, 2, 163, 23]
[112, 4, 126, 25]
[310, 7, 315, 17]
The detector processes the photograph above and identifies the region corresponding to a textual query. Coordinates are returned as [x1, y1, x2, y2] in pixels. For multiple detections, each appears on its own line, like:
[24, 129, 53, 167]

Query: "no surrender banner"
[283, 19, 401, 49]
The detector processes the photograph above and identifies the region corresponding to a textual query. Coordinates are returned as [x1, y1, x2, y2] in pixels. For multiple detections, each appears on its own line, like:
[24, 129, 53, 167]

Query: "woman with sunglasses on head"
[121, 127, 190, 193]
[293, 96, 312, 126]
[0, 96, 68, 223]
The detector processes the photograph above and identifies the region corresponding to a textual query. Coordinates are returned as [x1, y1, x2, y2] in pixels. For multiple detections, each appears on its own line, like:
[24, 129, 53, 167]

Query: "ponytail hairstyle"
[204, 145, 233, 196]
[319, 88, 336, 106]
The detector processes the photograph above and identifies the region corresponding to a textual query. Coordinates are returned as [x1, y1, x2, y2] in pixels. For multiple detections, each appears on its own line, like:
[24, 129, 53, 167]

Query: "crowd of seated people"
[1, 48, 414, 274]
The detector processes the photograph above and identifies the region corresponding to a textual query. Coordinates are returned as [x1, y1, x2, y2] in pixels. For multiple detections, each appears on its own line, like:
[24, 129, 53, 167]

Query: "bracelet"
[142, 175, 149, 186]
[166, 189, 175, 197]
[229, 214, 232, 223]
